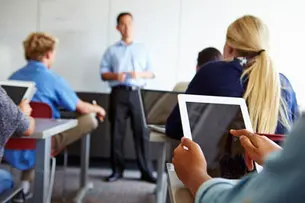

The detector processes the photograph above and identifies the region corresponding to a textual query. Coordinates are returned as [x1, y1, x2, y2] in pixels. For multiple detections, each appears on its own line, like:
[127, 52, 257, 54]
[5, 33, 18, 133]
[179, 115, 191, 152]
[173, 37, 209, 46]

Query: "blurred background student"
[173, 47, 223, 92]
[166, 15, 299, 140]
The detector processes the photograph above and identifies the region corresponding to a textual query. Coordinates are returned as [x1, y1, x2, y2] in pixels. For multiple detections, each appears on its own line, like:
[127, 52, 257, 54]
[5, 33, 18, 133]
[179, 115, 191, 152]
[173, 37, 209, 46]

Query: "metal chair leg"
[61, 149, 68, 202]
[47, 157, 56, 203]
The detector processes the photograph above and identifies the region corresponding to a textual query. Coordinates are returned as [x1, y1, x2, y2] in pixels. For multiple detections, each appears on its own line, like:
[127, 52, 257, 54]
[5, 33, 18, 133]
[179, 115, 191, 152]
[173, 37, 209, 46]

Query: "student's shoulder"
[9, 66, 27, 79]
[197, 60, 241, 75]
[44, 69, 67, 87]
[280, 73, 295, 93]
[0, 87, 8, 98]
[279, 73, 291, 85]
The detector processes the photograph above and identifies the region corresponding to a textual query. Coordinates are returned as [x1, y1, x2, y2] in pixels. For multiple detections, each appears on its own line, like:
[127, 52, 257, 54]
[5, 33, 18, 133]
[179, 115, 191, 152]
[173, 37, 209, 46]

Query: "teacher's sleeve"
[100, 48, 112, 76]
[145, 50, 153, 72]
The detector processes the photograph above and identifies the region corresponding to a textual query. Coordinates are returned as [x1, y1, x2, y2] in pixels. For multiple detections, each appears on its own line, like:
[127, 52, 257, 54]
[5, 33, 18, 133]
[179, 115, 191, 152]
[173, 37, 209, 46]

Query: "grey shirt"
[0, 87, 29, 160]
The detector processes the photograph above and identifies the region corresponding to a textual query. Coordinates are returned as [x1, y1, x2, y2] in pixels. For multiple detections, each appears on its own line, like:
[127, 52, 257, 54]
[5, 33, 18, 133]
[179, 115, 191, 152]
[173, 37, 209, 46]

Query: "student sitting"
[0, 169, 13, 195]
[147, 47, 223, 125]
[172, 118, 305, 203]
[8, 32, 106, 196]
[0, 88, 35, 195]
[166, 15, 299, 139]
[173, 47, 223, 92]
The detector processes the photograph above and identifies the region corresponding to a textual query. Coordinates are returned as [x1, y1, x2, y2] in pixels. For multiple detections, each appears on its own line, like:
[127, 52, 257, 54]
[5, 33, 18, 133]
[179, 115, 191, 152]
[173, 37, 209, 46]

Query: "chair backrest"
[30, 102, 53, 118]
[5, 102, 52, 150]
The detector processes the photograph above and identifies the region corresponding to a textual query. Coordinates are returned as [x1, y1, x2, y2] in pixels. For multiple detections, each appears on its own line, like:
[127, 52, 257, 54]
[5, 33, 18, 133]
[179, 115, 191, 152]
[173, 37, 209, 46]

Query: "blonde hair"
[23, 32, 57, 61]
[226, 15, 290, 133]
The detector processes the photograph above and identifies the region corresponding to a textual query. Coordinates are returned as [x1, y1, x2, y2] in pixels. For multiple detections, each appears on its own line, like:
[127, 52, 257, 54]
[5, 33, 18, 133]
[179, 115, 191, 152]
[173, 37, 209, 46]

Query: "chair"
[0, 187, 24, 203]
[4, 102, 68, 202]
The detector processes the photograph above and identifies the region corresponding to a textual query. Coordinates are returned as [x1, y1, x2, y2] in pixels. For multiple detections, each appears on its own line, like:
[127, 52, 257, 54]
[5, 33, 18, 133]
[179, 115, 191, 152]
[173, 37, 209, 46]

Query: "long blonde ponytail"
[227, 15, 290, 133]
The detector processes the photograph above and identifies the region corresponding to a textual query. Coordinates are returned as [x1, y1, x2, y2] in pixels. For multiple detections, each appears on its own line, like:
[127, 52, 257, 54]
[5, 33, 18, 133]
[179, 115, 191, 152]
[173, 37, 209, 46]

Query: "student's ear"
[228, 46, 235, 56]
[116, 25, 120, 32]
[45, 51, 51, 60]
[223, 43, 235, 59]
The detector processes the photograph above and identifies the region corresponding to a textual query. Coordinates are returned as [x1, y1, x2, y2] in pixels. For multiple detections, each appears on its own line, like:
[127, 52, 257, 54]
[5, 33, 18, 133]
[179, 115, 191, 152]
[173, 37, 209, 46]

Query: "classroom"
[0, 0, 305, 203]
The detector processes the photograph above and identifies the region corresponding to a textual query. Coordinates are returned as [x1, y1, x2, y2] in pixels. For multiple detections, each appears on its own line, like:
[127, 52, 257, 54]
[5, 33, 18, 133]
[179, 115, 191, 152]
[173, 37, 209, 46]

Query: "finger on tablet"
[230, 129, 253, 137]
[245, 152, 254, 171]
[240, 135, 256, 150]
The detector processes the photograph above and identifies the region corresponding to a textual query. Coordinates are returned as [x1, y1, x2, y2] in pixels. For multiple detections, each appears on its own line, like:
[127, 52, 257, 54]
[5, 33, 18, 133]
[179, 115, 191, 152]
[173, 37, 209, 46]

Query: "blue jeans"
[0, 169, 14, 194]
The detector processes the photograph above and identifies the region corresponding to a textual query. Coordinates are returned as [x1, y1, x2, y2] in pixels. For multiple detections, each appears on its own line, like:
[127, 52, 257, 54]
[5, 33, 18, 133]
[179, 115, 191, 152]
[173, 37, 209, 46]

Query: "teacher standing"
[100, 12, 156, 183]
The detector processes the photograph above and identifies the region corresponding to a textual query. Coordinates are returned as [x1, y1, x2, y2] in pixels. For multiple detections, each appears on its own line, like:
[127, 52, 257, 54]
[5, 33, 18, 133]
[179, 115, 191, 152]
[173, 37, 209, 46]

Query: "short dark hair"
[197, 47, 223, 67]
[117, 12, 133, 25]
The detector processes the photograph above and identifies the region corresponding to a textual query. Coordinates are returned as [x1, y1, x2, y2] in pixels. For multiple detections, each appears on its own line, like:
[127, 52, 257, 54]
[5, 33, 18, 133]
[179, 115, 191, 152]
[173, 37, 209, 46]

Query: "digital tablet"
[139, 89, 179, 134]
[178, 94, 262, 178]
[0, 80, 36, 104]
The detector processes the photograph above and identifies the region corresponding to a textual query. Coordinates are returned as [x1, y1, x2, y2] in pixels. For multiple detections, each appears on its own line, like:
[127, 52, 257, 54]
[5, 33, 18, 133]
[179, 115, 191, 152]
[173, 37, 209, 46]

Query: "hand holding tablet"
[231, 129, 282, 170]
[177, 94, 263, 178]
[19, 99, 32, 116]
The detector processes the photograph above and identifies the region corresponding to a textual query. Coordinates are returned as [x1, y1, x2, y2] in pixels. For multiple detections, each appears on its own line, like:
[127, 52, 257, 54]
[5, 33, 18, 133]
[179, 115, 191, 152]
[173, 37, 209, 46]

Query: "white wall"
[0, 0, 305, 102]
[0, 0, 37, 79]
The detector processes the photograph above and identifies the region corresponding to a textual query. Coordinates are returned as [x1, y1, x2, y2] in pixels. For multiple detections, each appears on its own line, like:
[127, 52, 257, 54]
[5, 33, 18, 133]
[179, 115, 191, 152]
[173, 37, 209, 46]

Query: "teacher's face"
[117, 15, 133, 39]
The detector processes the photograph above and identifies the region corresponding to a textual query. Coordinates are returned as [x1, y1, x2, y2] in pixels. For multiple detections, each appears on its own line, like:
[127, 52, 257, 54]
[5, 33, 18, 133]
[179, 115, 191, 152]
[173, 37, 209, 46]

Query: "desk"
[150, 132, 178, 203]
[27, 118, 78, 203]
[166, 163, 193, 203]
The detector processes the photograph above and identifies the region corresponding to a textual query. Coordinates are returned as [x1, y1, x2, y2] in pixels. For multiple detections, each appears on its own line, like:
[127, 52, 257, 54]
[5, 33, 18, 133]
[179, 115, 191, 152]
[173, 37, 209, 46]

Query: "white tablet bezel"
[178, 94, 263, 172]
[0, 80, 36, 101]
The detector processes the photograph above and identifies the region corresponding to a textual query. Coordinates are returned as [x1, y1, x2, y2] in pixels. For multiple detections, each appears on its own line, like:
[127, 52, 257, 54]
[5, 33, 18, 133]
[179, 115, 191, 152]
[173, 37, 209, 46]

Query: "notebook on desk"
[139, 89, 179, 134]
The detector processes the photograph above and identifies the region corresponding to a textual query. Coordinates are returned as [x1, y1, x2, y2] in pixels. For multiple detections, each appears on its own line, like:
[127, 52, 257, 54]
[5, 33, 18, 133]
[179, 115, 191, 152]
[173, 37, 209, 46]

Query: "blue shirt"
[166, 59, 299, 139]
[196, 114, 305, 203]
[9, 61, 79, 118]
[0, 169, 13, 194]
[100, 41, 153, 87]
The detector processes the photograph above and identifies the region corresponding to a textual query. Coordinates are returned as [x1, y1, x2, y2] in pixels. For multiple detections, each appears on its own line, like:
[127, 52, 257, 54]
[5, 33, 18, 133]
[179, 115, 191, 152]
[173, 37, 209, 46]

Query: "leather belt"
[112, 85, 140, 91]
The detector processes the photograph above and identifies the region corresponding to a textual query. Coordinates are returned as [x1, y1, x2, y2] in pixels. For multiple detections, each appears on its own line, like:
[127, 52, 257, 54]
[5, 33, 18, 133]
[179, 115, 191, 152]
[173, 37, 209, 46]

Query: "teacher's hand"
[172, 137, 211, 196]
[231, 129, 282, 170]
[116, 73, 127, 82]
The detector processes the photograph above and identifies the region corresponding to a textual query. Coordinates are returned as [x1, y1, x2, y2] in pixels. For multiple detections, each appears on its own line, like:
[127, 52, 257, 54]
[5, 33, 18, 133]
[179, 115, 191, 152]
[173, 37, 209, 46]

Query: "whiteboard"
[39, 0, 110, 92]
[0, 0, 37, 80]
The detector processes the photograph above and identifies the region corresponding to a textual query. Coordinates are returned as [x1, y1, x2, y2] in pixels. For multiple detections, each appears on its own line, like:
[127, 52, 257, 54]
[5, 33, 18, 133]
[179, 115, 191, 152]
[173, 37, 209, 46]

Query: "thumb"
[181, 137, 196, 150]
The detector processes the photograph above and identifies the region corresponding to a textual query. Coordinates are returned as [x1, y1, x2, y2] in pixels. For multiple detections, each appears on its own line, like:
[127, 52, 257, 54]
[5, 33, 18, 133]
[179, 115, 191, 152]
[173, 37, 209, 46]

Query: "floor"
[3, 165, 157, 203]
[51, 168, 156, 203]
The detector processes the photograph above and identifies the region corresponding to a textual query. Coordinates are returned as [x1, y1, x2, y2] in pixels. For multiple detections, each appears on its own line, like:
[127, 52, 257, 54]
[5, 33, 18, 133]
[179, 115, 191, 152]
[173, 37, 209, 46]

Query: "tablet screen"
[186, 102, 249, 179]
[141, 90, 179, 125]
[1, 85, 28, 105]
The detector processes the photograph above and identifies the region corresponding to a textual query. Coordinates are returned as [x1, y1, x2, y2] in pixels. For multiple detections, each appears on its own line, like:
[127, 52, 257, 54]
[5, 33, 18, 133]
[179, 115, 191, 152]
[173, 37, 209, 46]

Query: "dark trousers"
[109, 86, 153, 175]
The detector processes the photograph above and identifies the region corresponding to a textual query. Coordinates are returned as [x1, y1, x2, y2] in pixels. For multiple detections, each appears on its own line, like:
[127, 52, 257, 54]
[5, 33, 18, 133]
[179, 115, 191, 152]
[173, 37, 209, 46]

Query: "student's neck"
[122, 38, 133, 45]
[41, 59, 51, 69]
